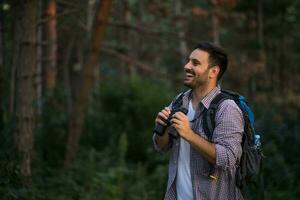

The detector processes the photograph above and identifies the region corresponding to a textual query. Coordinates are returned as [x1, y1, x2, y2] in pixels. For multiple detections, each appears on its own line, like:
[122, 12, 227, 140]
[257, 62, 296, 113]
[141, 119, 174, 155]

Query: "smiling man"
[153, 42, 244, 200]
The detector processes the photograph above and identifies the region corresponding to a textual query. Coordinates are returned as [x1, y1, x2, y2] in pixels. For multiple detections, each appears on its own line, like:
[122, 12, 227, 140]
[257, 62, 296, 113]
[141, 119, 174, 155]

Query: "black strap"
[202, 92, 232, 141]
[171, 90, 188, 110]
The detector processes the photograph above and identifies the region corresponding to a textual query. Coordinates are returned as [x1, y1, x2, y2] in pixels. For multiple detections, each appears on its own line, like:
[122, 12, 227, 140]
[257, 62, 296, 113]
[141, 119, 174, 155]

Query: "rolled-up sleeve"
[213, 100, 244, 170]
[153, 134, 164, 152]
[152, 102, 174, 153]
[152, 133, 171, 153]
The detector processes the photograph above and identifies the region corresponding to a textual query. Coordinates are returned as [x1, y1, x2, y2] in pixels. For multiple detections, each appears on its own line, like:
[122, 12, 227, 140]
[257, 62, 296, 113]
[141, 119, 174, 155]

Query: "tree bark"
[43, 0, 57, 94]
[257, 0, 264, 49]
[87, 0, 98, 40]
[14, 0, 38, 179]
[62, 36, 75, 115]
[36, 0, 43, 119]
[174, 0, 188, 65]
[64, 0, 113, 168]
[0, 2, 4, 130]
[212, 5, 220, 45]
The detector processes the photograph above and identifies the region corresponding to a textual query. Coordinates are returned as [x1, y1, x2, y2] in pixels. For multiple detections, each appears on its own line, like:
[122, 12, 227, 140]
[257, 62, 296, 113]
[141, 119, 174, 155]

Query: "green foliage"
[36, 87, 69, 168]
[1, 77, 300, 200]
[83, 75, 173, 163]
[255, 105, 300, 200]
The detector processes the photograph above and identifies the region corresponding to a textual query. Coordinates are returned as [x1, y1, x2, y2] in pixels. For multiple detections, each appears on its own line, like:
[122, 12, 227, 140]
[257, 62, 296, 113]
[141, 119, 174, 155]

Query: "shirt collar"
[182, 85, 221, 110]
[200, 85, 221, 109]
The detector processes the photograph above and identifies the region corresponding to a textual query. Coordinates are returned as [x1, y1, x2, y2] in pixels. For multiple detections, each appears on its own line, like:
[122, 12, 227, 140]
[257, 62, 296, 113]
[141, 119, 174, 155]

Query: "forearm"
[185, 130, 216, 164]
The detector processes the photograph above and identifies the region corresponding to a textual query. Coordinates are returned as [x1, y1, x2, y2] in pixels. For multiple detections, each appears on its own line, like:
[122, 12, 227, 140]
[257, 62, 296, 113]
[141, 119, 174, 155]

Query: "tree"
[13, 0, 38, 179]
[64, 0, 113, 168]
[0, 2, 4, 130]
[43, 0, 57, 94]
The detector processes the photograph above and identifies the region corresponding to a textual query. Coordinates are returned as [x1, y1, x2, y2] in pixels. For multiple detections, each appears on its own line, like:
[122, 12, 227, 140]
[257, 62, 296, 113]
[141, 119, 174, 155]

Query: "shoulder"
[214, 99, 244, 131]
[216, 99, 243, 120]
[171, 89, 191, 103]
[176, 89, 191, 98]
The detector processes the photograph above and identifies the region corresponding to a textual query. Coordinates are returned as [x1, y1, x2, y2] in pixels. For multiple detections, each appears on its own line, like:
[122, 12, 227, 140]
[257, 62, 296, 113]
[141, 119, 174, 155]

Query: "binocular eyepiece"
[153, 107, 188, 136]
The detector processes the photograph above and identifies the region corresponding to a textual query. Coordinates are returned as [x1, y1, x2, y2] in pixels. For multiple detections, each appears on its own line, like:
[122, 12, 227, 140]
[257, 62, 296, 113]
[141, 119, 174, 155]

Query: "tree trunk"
[87, 0, 98, 40]
[174, 0, 188, 65]
[36, 0, 43, 119]
[212, 7, 220, 44]
[64, 0, 113, 168]
[257, 0, 264, 49]
[0, 2, 4, 130]
[14, 0, 38, 179]
[62, 36, 75, 115]
[43, 0, 57, 94]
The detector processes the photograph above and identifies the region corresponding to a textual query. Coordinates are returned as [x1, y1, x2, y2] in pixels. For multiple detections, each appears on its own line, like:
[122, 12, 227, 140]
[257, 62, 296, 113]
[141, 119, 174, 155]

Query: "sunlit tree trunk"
[64, 0, 113, 168]
[14, 0, 38, 179]
[43, 0, 57, 93]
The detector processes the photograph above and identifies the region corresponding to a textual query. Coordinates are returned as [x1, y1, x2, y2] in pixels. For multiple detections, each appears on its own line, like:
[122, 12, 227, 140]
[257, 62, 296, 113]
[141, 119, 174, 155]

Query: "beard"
[183, 69, 209, 89]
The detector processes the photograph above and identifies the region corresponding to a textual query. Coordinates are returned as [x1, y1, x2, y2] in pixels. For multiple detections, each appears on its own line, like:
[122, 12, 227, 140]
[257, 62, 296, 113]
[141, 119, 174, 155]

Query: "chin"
[183, 82, 193, 88]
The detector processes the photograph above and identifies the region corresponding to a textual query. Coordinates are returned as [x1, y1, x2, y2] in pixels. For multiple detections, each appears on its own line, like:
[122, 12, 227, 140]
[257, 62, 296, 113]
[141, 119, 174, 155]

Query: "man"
[153, 42, 244, 200]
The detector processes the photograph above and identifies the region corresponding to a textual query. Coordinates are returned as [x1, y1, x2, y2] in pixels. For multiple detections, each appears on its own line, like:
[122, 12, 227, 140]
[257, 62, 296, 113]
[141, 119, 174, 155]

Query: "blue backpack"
[202, 89, 264, 198]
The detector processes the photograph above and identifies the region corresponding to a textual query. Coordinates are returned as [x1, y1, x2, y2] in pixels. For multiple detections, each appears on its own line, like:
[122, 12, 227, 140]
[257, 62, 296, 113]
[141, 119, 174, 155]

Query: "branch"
[107, 21, 199, 43]
[38, 9, 78, 25]
[101, 46, 155, 74]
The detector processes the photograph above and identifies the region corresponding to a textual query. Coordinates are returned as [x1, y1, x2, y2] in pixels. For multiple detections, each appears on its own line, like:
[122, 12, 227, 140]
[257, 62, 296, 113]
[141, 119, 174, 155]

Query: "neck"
[191, 82, 217, 105]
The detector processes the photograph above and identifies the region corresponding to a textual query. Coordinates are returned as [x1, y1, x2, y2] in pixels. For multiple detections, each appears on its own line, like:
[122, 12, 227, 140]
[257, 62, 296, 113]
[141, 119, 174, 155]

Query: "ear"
[209, 66, 220, 79]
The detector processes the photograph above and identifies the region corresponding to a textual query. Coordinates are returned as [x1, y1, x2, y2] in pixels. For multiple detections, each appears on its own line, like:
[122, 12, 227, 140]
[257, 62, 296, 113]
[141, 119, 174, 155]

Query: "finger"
[158, 112, 169, 120]
[164, 107, 171, 114]
[175, 112, 188, 121]
[170, 118, 181, 125]
[172, 112, 184, 120]
[171, 122, 181, 132]
[155, 118, 167, 126]
[161, 109, 170, 117]
[178, 111, 186, 116]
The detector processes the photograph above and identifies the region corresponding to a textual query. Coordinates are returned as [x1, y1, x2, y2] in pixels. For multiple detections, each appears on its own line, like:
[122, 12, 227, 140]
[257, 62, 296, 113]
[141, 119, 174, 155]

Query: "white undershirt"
[176, 100, 195, 200]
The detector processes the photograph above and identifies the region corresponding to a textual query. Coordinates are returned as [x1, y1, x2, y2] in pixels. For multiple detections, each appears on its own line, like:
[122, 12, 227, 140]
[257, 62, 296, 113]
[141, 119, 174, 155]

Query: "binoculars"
[153, 107, 188, 137]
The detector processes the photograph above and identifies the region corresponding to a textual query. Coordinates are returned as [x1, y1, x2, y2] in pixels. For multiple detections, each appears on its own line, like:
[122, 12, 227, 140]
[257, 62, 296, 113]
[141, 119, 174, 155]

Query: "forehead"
[190, 49, 209, 63]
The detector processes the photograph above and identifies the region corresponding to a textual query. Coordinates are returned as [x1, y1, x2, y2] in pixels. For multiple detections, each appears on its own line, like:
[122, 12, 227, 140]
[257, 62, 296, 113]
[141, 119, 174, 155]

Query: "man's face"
[183, 49, 211, 89]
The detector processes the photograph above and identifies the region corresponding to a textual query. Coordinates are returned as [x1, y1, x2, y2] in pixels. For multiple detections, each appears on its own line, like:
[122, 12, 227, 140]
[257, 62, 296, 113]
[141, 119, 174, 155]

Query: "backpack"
[202, 89, 264, 199]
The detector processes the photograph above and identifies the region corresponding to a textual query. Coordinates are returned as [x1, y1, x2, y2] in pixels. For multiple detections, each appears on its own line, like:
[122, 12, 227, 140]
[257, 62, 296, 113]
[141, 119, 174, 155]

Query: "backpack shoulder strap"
[171, 89, 190, 109]
[203, 92, 232, 141]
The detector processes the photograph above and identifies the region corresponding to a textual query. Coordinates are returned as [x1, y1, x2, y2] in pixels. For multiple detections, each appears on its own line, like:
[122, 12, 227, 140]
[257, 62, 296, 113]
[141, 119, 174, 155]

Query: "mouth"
[185, 73, 195, 78]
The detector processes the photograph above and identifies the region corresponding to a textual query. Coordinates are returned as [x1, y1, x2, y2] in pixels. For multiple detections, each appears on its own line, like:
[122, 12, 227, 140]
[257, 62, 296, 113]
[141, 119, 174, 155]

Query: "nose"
[184, 61, 192, 70]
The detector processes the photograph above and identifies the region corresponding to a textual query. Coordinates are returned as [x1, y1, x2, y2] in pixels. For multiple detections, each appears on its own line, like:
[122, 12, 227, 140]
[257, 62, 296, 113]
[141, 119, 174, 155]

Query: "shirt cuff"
[152, 133, 171, 153]
[153, 134, 163, 153]
[215, 143, 232, 169]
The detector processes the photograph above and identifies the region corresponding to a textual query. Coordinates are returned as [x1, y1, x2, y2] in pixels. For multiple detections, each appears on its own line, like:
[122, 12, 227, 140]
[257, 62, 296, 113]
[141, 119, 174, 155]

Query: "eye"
[191, 59, 200, 66]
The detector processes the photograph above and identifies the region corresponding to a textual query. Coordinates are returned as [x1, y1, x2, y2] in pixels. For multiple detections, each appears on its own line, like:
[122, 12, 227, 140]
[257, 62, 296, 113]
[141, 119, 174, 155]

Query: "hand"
[171, 111, 193, 140]
[155, 107, 171, 126]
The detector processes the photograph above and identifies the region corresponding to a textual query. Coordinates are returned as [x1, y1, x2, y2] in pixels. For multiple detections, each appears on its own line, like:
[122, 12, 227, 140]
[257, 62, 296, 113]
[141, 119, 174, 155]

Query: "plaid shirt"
[153, 86, 244, 200]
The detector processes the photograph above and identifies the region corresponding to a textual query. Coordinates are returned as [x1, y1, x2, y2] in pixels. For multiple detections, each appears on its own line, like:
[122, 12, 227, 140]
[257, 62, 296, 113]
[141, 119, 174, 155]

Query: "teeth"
[186, 74, 194, 77]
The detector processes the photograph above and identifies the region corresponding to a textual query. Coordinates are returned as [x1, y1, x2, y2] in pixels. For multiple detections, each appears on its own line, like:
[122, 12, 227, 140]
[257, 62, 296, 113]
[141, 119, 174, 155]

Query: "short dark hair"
[194, 42, 228, 81]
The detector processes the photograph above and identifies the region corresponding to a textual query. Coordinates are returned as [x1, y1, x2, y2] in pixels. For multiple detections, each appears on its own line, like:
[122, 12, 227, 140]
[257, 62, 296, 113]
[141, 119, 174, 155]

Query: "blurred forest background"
[0, 0, 299, 199]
